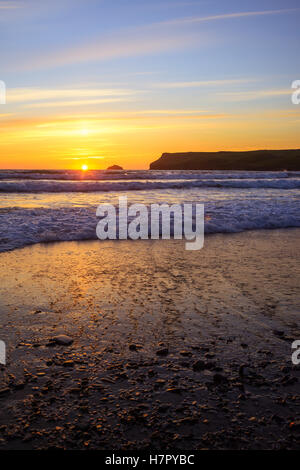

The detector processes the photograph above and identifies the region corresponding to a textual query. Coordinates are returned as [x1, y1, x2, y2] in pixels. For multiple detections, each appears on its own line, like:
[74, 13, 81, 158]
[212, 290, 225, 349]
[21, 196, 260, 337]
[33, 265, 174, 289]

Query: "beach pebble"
[63, 360, 74, 367]
[192, 360, 206, 371]
[156, 348, 169, 356]
[179, 350, 192, 357]
[13, 382, 25, 390]
[273, 330, 284, 337]
[51, 335, 73, 346]
[155, 379, 166, 387]
[166, 387, 182, 394]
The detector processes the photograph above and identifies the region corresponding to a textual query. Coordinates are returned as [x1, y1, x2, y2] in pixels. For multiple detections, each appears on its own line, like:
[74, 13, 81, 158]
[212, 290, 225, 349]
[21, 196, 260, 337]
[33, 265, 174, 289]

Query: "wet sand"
[0, 229, 299, 450]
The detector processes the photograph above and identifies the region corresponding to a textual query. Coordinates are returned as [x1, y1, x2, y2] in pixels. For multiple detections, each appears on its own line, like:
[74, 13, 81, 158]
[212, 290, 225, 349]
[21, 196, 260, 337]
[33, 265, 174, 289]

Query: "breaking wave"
[1, 177, 300, 192]
[0, 170, 299, 252]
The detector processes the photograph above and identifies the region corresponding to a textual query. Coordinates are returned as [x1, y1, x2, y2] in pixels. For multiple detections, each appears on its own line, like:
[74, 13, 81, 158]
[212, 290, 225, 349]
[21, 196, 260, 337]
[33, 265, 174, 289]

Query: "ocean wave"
[0, 169, 299, 181]
[1, 201, 299, 252]
[1, 178, 300, 192]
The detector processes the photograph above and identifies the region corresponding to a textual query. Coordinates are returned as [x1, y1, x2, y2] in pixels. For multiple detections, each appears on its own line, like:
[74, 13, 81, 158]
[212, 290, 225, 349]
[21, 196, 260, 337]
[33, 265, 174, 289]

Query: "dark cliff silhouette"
[150, 149, 300, 171]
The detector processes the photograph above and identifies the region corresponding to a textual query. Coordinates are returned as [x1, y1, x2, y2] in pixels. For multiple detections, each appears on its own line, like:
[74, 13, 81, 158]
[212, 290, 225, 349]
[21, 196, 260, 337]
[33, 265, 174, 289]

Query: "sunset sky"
[0, 0, 300, 169]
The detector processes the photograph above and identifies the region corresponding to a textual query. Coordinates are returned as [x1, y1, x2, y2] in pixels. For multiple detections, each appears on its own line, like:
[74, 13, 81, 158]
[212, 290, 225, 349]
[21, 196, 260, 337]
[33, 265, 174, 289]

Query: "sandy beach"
[0, 229, 299, 450]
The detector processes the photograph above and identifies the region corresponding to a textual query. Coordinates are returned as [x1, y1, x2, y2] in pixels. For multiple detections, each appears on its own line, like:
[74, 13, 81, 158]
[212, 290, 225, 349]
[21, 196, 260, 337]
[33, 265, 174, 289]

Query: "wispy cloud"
[25, 97, 135, 108]
[26, 29, 199, 70]
[217, 89, 292, 101]
[34, 110, 228, 121]
[0, 1, 21, 9]
[132, 109, 207, 114]
[13, 8, 211, 71]
[154, 78, 257, 88]
[61, 156, 105, 160]
[159, 8, 300, 26]
[7, 87, 137, 103]
[16, 7, 298, 71]
[0, 110, 229, 132]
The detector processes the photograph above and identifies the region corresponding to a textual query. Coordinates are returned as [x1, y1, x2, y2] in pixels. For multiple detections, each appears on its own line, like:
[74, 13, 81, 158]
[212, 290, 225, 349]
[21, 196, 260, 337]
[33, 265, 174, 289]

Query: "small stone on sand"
[52, 335, 73, 346]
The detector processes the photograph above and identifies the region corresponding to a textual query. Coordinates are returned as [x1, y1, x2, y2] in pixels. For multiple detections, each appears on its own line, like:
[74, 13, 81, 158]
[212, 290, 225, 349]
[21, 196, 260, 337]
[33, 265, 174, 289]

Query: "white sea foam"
[1, 177, 300, 192]
[0, 199, 299, 252]
[0, 170, 299, 252]
[0, 169, 299, 181]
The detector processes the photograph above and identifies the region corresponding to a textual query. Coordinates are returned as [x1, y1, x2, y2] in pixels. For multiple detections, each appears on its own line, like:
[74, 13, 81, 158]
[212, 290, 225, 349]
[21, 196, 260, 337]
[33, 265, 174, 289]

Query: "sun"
[81, 164, 88, 171]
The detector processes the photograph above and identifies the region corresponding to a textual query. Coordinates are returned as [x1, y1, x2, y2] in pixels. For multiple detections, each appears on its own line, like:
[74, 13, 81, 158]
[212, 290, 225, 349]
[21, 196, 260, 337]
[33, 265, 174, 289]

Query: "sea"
[0, 169, 299, 252]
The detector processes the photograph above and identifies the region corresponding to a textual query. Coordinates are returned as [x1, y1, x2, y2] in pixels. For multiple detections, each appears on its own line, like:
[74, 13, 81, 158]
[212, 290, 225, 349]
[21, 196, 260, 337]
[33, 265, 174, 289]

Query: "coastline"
[0, 229, 299, 450]
[149, 150, 300, 171]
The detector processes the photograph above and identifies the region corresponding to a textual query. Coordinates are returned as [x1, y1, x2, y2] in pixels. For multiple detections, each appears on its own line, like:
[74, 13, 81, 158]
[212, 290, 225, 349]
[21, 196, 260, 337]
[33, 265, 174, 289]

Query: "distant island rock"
[106, 165, 123, 170]
[150, 150, 300, 171]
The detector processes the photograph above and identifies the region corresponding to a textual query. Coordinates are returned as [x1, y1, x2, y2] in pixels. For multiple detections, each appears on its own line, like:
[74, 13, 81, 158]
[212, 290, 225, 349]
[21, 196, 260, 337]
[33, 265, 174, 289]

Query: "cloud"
[12, 11, 208, 71]
[34, 110, 228, 120]
[217, 89, 292, 101]
[7, 87, 137, 104]
[0, 109, 229, 133]
[124, 110, 228, 119]
[14, 7, 298, 72]
[154, 78, 257, 88]
[26, 30, 199, 70]
[132, 109, 207, 114]
[158, 8, 300, 27]
[263, 109, 300, 118]
[61, 156, 105, 160]
[24, 97, 135, 108]
[0, 1, 21, 9]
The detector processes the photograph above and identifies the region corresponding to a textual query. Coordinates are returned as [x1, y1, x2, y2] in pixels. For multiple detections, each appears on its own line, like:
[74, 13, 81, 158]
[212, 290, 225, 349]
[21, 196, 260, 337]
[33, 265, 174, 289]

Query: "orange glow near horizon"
[0, 108, 300, 169]
[1, 4, 300, 170]
[81, 164, 88, 171]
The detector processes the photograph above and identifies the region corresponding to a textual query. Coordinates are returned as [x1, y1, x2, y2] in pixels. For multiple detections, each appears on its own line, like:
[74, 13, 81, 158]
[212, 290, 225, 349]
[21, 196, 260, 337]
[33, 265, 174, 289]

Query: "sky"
[0, 0, 300, 169]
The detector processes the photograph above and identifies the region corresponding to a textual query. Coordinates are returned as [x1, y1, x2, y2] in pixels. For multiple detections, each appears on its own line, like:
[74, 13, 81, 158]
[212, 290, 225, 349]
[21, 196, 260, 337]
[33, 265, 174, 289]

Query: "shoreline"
[1, 225, 300, 255]
[0, 229, 299, 450]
